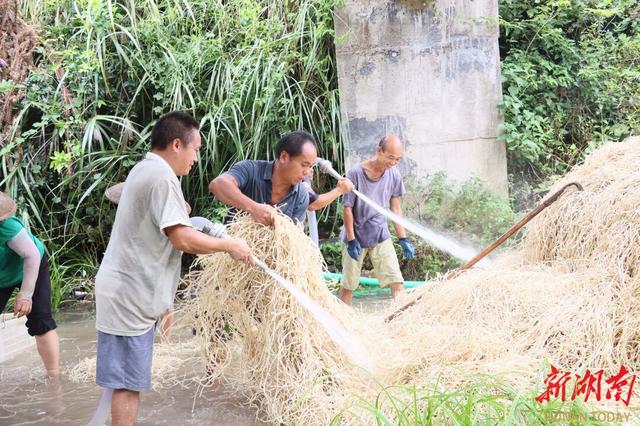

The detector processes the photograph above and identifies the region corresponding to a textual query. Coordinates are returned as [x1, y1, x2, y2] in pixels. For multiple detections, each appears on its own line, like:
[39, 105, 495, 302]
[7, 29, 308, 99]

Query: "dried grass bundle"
[182, 215, 380, 424]
[181, 138, 640, 423]
[67, 341, 200, 390]
[521, 136, 640, 278]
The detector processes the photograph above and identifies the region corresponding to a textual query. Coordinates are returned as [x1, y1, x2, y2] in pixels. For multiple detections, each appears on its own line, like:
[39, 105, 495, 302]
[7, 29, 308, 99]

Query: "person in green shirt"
[0, 191, 60, 377]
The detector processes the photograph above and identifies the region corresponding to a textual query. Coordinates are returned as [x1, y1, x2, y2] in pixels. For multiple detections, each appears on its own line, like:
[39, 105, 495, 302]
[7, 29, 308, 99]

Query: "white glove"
[190, 217, 228, 239]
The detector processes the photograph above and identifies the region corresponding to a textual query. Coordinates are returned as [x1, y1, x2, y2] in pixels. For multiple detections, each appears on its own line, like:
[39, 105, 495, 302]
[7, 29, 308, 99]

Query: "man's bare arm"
[209, 173, 274, 225]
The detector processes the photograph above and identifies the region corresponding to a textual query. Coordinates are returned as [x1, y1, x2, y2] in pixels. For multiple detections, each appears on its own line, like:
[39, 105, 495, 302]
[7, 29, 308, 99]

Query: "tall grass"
[330, 373, 628, 425]
[3, 0, 345, 308]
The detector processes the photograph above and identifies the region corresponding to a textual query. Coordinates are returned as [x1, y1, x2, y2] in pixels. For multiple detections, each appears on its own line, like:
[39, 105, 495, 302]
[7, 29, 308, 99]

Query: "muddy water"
[0, 310, 266, 426]
[0, 295, 394, 426]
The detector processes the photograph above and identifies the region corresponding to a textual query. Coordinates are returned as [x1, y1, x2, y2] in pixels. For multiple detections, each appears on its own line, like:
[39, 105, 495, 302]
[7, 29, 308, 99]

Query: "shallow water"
[0, 294, 395, 426]
[0, 309, 266, 426]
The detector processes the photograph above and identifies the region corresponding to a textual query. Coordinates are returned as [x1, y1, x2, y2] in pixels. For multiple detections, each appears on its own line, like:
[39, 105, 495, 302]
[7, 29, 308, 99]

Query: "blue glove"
[346, 239, 362, 261]
[399, 238, 415, 260]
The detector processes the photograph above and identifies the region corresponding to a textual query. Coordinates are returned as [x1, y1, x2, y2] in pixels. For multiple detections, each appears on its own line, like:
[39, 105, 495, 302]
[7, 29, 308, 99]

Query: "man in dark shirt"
[210, 131, 350, 225]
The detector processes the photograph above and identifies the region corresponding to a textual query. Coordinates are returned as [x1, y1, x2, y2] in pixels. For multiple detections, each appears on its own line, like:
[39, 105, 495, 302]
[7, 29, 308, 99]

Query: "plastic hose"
[322, 272, 425, 289]
[307, 210, 319, 247]
[86, 388, 113, 426]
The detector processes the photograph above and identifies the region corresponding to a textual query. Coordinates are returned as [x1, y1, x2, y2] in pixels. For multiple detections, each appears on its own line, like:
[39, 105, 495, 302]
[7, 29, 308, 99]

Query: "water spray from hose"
[315, 158, 490, 268]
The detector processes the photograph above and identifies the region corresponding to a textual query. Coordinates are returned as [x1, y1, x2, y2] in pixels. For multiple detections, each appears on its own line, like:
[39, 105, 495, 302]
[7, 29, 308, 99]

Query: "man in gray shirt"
[340, 135, 415, 305]
[95, 111, 253, 425]
[209, 130, 352, 225]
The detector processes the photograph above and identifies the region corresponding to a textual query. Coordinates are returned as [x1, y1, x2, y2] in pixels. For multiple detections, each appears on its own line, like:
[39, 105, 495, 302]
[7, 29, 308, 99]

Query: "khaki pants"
[341, 238, 403, 291]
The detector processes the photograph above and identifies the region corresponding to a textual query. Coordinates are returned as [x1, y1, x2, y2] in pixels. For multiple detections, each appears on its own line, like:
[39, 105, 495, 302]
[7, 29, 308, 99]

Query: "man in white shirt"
[95, 111, 253, 425]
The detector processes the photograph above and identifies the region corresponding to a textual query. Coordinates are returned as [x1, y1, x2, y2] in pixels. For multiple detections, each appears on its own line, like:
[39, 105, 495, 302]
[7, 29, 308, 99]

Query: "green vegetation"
[330, 373, 618, 425]
[3, 0, 344, 308]
[2, 0, 638, 308]
[500, 0, 640, 180]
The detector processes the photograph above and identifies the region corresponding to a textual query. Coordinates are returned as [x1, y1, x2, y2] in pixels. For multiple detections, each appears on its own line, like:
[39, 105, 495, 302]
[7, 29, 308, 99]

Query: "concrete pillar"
[335, 0, 507, 196]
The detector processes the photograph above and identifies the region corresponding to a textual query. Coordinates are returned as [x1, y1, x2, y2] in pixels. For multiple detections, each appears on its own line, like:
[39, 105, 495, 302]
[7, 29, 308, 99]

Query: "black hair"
[150, 111, 199, 150]
[378, 135, 389, 149]
[275, 130, 317, 158]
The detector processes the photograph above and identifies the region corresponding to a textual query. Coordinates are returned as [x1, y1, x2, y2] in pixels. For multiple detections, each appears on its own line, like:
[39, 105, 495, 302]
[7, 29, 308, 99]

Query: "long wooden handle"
[384, 182, 583, 322]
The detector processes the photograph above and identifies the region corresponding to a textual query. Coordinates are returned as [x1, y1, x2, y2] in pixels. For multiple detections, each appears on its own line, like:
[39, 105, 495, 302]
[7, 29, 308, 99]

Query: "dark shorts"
[96, 327, 155, 392]
[0, 255, 58, 336]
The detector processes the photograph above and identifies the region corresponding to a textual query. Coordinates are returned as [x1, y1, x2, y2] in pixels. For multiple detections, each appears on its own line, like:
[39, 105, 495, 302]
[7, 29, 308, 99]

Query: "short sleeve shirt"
[95, 152, 192, 336]
[341, 164, 405, 248]
[0, 216, 45, 288]
[225, 160, 310, 222]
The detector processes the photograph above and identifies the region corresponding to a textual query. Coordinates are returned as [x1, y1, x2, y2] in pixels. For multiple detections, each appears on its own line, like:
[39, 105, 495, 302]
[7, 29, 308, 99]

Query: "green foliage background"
[1, 0, 639, 307]
[3, 0, 345, 303]
[500, 0, 640, 180]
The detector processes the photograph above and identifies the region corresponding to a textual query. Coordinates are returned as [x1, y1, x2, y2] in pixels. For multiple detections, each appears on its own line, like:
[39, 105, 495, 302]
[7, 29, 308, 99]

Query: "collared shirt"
[95, 152, 192, 336]
[225, 160, 310, 222]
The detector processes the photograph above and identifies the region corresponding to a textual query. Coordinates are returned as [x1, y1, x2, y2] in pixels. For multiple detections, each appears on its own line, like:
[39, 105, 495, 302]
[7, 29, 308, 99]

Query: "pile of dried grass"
[182, 215, 381, 424]
[521, 136, 640, 279]
[183, 138, 640, 424]
[67, 340, 201, 390]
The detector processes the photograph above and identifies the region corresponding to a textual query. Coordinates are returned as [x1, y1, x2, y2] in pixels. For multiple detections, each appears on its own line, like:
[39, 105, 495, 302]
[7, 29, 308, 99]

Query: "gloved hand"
[346, 238, 362, 261]
[399, 237, 415, 260]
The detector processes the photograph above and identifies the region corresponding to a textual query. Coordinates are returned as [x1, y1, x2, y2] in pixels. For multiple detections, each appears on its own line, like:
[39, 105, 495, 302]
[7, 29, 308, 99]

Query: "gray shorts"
[96, 327, 155, 391]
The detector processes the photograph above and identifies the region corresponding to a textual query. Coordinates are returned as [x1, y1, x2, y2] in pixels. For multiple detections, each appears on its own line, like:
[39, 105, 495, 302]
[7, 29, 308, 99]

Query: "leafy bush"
[500, 0, 640, 177]
[320, 240, 343, 273]
[405, 173, 520, 247]
[3, 0, 344, 308]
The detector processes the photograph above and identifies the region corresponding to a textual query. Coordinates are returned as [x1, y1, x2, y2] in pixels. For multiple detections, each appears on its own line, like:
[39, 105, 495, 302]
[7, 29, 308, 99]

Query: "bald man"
[339, 135, 415, 305]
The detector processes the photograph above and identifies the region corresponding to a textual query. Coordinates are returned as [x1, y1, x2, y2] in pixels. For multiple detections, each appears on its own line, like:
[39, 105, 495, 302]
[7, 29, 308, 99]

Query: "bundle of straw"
[68, 341, 200, 390]
[521, 136, 640, 278]
[183, 215, 381, 424]
[182, 137, 640, 424]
